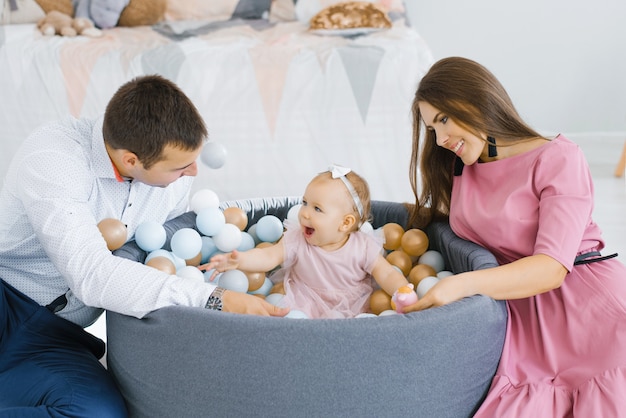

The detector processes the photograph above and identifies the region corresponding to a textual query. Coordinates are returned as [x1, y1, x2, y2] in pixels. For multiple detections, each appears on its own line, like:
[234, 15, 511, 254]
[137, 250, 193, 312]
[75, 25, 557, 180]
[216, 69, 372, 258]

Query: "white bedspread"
[0, 20, 433, 203]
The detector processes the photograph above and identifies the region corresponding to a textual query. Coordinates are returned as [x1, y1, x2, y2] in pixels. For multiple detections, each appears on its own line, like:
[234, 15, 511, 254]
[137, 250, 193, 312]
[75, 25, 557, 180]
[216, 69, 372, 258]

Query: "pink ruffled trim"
[474, 366, 626, 418]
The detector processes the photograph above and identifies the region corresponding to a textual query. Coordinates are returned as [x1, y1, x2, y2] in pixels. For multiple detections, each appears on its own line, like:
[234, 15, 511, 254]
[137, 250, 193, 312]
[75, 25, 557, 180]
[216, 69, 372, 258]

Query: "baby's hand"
[199, 251, 241, 281]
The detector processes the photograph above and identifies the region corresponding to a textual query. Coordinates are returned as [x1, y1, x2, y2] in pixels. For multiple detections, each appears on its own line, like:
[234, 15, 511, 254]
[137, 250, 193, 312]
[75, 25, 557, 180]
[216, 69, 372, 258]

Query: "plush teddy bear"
[73, 0, 165, 29]
[37, 9, 102, 37]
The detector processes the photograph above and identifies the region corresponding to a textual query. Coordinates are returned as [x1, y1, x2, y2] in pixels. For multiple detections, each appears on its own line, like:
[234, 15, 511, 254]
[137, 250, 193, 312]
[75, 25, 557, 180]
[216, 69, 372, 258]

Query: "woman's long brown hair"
[408, 57, 542, 228]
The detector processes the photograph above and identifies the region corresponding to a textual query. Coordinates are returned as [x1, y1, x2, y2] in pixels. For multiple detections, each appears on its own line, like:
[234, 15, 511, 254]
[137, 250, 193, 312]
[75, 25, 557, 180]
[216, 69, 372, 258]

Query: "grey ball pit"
[107, 198, 506, 418]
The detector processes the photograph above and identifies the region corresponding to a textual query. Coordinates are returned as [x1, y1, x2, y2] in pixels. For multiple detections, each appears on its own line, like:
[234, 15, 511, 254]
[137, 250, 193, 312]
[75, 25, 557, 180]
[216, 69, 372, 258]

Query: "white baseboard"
[560, 132, 626, 166]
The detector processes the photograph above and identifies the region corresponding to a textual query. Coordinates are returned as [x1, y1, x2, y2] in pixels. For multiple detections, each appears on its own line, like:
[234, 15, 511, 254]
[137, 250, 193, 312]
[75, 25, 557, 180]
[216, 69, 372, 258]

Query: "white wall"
[405, 0, 626, 136]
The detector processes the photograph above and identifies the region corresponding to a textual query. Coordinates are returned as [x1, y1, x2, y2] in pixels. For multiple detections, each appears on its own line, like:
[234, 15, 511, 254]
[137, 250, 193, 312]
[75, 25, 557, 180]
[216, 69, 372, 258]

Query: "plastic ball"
[286, 204, 302, 223]
[355, 313, 377, 318]
[248, 277, 274, 296]
[369, 288, 392, 315]
[401, 229, 429, 257]
[200, 236, 218, 263]
[418, 250, 445, 272]
[359, 221, 374, 235]
[408, 263, 438, 287]
[245, 271, 266, 292]
[286, 310, 308, 319]
[196, 207, 226, 237]
[416, 276, 439, 298]
[176, 265, 205, 282]
[145, 256, 176, 274]
[145, 249, 174, 264]
[185, 251, 202, 266]
[134, 220, 166, 252]
[437, 270, 454, 279]
[213, 223, 242, 252]
[265, 293, 285, 306]
[218, 269, 249, 292]
[255, 215, 284, 243]
[200, 141, 227, 169]
[379, 309, 398, 316]
[237, 232, 255, 252]
[97, 218, 127, 251]
[223, 206, 248, 231]
[190, 189, 220, 213]
[170, 228, 203, 260]
[170, 252, 187, 271]
[385, 250, 412, 277]
[247, 224, 260, 245]
[382, 223, 404, 251]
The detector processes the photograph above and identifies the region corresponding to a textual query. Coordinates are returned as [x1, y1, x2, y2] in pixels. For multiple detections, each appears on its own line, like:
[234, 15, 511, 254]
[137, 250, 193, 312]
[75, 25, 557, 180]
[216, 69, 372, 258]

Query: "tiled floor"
[87, 135, 626, 342]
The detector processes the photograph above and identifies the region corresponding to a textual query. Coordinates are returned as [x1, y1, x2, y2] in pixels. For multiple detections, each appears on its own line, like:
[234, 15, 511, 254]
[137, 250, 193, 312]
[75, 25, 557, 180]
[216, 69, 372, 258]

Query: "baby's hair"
[315, 170, 372, 227]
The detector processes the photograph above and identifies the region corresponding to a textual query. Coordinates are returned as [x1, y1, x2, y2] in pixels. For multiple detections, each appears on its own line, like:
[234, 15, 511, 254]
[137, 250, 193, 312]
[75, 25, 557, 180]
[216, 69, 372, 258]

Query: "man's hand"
[222, 290, 290, 317]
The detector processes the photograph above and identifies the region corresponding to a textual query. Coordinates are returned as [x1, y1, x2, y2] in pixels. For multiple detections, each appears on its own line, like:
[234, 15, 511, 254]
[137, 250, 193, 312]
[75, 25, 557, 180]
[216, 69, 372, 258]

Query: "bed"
[0, 0, 434, 203]
[107, 197, 507, 418]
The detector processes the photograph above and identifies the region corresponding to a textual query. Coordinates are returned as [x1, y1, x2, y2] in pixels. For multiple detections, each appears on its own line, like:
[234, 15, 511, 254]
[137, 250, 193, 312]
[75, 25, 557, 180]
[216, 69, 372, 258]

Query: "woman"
[404, 57, 626, 416]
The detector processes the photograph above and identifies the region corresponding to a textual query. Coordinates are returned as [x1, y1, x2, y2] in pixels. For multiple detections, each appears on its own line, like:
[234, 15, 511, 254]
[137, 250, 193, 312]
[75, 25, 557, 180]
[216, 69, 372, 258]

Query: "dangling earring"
[487, 136, 497, 157]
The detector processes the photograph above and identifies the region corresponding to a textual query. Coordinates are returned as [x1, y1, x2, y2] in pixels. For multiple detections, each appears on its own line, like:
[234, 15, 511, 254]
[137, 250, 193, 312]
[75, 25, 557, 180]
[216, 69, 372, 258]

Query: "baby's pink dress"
[271, 224, 382, 319]
[451, 135, 626, 417]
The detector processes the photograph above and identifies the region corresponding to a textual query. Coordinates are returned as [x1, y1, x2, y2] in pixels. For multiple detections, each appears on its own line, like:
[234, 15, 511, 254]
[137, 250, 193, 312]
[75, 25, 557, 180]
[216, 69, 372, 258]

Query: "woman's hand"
[222, 290, 290, 317]
[402, 274, 467, 312]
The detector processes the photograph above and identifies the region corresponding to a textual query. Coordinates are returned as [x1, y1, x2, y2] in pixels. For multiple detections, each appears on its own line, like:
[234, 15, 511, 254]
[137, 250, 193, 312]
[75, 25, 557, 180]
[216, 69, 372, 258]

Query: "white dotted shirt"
[0, 116, 215, 327]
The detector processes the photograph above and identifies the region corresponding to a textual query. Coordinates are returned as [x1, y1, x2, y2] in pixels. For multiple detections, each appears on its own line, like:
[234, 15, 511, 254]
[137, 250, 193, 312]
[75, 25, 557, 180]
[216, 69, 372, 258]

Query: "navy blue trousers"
[0, 280, 127, 417]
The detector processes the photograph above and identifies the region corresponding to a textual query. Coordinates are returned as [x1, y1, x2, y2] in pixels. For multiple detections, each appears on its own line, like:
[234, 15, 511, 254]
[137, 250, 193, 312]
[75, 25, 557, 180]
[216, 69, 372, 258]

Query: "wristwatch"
[205, 287, 226, 311]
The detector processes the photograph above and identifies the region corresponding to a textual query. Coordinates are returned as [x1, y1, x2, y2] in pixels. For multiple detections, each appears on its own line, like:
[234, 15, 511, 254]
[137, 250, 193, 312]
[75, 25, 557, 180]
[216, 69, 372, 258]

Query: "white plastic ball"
[418, 250, 446, 273]
[213, 223, 242, 252]
[170, 251, 187, 271]
[176, 266, 205, 282]
[145, 249, 174, 264]
[218, 269, 249, 293]
[355, 313, 377, 319]
[237, 232, 255, 252]
[190, 189, 220, 213]
[286, 310, 308, 319]
[265, 293, 284, 306]
[255, 215, 284, 243]
[196, 207, 226, 237]
[379, 309, 398, 316]
[200, 236, 218, 264]
[437, 270, 454, 279]
[246, 224, 260, 245]
[286, 204, 302, 223]
[359, 221, 374, 235]
[170, 228, 203, 260]
[200, 141, 227, 169]
[248, 277, 274, 296]
[204, 269, 219, 283]
[416, 276, 439, 298]
[134, 221, 167, 252]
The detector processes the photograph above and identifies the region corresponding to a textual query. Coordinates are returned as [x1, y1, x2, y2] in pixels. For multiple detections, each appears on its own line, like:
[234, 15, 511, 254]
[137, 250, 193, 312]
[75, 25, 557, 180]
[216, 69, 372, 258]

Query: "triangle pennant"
[249, 43, 297, 137]
[338, 45, 385, 123]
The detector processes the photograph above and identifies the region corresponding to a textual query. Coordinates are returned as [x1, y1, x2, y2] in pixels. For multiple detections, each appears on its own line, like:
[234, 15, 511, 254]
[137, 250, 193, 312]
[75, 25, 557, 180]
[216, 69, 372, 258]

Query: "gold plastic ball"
[223, 207, 248, 231]
[408, 263, 437, 287]
[369, 288, 392, 315]
[97, 218, 127, 251]
[401, 228, 429, 257]
[382, 223, 405, 251]
[385, 250, 412, 277]
[145, 256, 176, 274]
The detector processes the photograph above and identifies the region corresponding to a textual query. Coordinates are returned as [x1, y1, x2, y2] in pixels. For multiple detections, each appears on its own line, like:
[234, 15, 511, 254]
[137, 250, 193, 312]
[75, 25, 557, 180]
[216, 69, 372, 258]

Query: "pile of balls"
[97, 189, 450, 318]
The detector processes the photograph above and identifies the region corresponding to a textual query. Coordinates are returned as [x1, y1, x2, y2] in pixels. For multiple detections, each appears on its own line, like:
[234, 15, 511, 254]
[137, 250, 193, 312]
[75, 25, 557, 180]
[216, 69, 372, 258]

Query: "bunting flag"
[249, 42, 298, 137]
[338, 45, 385, 123]
[141, 43, 185, 83]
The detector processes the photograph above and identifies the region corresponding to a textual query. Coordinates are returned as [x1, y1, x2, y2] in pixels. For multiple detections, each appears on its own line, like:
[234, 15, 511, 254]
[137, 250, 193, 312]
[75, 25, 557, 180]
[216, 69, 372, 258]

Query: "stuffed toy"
[37, 9, 102, 36]
[73, 0, 165, 29]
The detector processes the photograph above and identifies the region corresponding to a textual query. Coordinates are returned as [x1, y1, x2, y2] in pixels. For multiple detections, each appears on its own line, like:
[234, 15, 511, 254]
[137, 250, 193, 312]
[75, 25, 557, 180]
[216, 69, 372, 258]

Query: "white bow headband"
[328, 164, 364, 218]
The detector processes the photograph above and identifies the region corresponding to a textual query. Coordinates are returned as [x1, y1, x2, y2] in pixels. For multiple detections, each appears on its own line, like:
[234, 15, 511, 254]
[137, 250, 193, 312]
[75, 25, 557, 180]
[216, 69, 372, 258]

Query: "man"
[0, 75, 288, 416]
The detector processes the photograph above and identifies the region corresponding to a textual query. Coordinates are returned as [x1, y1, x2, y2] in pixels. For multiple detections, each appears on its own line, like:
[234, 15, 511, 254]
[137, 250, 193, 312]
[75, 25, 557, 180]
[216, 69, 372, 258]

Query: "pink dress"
[271, 224, 382, 319]
[451, 135, 626, 417]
